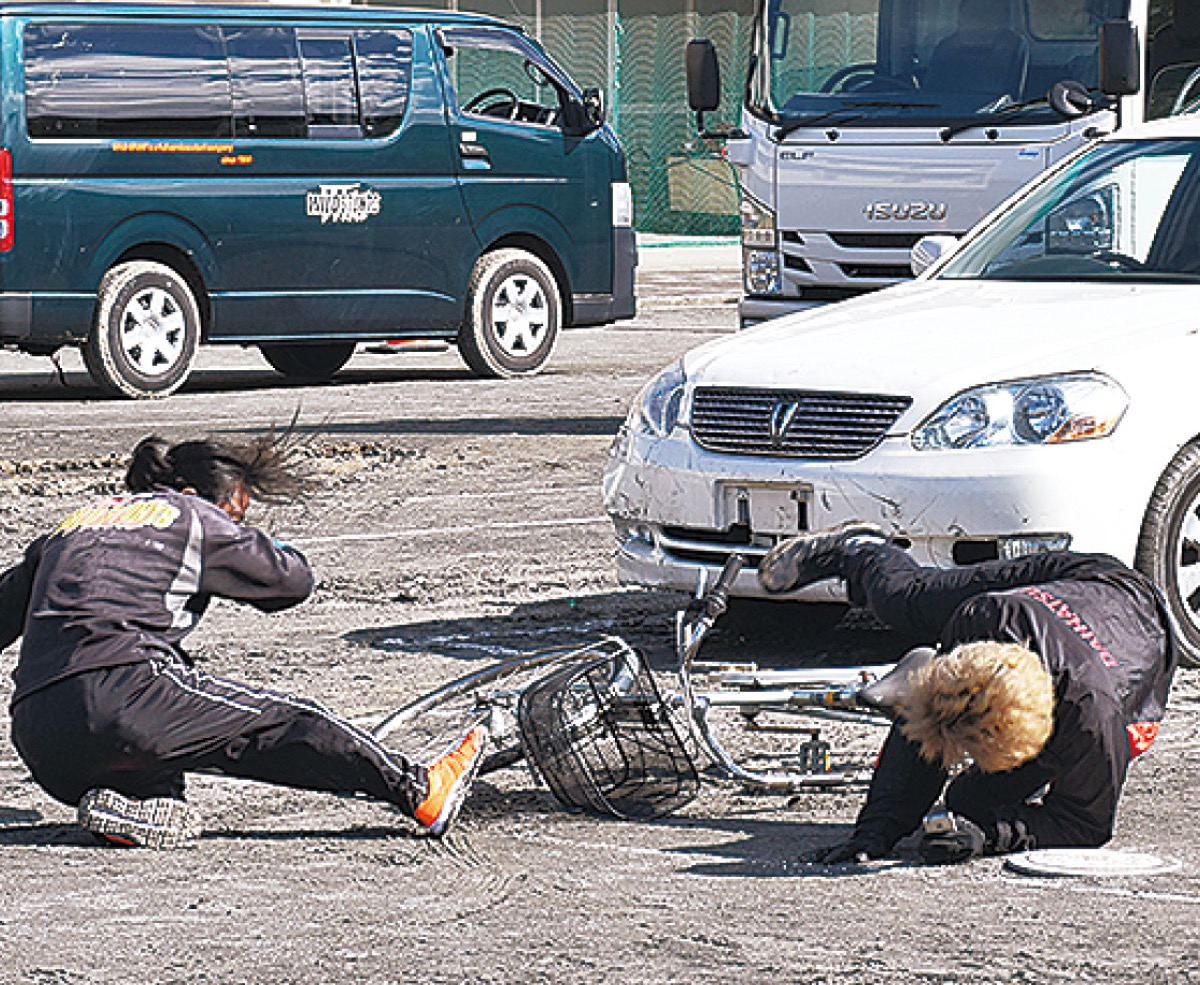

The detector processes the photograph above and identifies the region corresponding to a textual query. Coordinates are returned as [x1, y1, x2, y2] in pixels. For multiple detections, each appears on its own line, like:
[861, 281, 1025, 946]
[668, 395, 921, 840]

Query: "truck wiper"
[939, 86, 1112, 142]
[775, 100, 936, 140]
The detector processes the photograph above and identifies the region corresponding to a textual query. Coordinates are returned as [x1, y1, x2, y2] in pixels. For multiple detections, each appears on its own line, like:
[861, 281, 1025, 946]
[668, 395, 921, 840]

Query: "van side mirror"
[687, 38, 721, 132]
[582, 87, 606, 129]
[1099, 20, 1141, 97]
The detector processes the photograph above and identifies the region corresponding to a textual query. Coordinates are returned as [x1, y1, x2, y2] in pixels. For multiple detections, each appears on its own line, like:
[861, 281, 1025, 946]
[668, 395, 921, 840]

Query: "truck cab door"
[436, 26, 612, 305]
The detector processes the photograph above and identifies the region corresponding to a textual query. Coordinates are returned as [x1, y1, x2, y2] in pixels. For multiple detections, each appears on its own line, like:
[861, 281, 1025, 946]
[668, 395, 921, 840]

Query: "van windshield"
[938, 139, 1200, 283]
[753, 0, 1128, 130]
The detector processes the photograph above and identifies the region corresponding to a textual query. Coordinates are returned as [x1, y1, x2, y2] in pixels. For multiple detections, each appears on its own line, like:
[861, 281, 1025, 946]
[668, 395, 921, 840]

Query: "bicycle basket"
[517, 639, 699, 820]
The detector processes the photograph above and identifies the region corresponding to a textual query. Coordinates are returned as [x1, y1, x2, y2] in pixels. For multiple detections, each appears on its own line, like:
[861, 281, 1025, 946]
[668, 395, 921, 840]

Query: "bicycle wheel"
[368, 638, 635, 775]
[681, 662, 895, 791]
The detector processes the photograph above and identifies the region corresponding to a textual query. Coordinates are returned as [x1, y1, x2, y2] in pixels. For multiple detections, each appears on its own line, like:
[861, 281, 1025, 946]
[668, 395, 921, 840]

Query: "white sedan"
[604, 114, 1200, 665]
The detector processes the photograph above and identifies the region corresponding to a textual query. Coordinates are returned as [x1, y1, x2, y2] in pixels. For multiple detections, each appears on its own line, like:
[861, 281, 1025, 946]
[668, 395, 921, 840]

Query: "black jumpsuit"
[839, 544, 1178, 856]
[0, 489, 426, 813]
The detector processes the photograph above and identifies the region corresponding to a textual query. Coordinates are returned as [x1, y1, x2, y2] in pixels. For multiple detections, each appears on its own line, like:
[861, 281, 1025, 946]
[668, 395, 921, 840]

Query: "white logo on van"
[306, 184, 382, 224]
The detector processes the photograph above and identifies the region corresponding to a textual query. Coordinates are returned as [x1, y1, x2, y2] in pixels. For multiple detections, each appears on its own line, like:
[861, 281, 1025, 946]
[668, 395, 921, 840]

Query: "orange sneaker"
[413, 724, 490, 836]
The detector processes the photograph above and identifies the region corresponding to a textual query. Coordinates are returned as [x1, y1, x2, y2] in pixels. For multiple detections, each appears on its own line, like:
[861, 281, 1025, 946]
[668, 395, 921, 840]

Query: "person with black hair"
[0, 434, 487, 848]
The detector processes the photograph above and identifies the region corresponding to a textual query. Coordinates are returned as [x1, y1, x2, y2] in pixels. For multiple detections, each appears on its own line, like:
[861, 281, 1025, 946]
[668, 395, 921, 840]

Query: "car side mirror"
[1099, 19, 1141, 97]
[911, 235, 959, 277]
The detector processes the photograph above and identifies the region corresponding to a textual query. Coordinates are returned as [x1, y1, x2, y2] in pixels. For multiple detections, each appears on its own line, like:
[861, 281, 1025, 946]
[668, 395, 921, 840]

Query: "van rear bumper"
[571, 226, 637, 325]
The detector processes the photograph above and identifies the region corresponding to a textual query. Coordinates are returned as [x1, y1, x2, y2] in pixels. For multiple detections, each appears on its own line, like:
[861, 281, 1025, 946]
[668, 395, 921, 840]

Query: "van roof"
[0, 1, 509, 28]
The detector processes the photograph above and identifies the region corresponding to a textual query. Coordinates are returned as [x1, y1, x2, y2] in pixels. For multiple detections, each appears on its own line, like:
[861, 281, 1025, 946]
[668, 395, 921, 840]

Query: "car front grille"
[690, 387, 912, 459]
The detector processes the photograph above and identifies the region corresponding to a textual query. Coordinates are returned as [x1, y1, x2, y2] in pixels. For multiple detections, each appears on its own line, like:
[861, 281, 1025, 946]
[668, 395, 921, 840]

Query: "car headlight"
[911, 373, 1128, 450]
[633, 361, 687, 437]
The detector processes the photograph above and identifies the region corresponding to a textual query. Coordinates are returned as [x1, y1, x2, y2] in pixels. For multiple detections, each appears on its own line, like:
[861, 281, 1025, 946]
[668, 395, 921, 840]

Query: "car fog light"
[998, 534, 1072, 560]
[745, 250, 781, 295]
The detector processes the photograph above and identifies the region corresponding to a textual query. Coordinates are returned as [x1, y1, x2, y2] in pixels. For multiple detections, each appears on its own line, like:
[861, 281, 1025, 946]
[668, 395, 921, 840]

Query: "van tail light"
[0, 148, 13, 252]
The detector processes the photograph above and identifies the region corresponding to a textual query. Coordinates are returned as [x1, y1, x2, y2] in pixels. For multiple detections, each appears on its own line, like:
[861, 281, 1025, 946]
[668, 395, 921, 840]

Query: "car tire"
[1135, 441, 1200, 668]
[84, 261, 201, 399]
[259, 341, 356, 381]
[458, 248, 561, 378]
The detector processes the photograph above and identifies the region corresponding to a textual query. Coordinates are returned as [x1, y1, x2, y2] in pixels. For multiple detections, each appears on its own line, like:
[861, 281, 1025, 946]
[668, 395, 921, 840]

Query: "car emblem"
[769, 400, 801, 447]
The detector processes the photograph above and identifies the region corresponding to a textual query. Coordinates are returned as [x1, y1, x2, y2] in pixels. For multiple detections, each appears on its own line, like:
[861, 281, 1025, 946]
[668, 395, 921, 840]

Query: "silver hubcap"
[119, 286, 187, 377]
[1175, 492, 1200, 629]
[491, 273, 549, 357]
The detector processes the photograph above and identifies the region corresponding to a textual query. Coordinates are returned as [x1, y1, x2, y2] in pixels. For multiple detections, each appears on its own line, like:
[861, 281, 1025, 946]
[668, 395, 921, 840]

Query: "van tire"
[85, 261, 201, 399]
[259, 342, 356, 381]
[458, 248, 561, 378]
[1135, 441, 1200, 668]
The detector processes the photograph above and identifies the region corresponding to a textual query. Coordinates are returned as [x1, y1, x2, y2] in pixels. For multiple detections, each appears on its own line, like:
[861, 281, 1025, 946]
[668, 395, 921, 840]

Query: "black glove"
[821, 834, 891, 864]
[918, 812, 988, 865]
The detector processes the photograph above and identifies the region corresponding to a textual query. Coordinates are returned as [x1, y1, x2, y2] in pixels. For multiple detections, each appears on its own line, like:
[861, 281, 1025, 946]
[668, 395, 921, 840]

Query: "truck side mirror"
[1099, 20, 1141, 97]
[687, 38, 722, 133]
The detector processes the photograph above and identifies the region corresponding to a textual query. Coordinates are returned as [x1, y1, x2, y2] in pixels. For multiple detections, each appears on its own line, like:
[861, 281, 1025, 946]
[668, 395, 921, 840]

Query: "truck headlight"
[633, 361, 687, 437]
[740, 194, 780, 294]
[740, 193, 777, 249]
[911, 373, 1128, 450]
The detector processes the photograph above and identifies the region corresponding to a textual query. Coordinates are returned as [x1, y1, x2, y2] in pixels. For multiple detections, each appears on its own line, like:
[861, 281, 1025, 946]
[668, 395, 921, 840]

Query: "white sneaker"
[77, 788, 202, 850]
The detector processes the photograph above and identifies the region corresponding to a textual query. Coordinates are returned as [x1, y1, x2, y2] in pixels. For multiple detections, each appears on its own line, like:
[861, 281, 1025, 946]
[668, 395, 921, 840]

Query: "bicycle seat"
[857, 646, 937, 714]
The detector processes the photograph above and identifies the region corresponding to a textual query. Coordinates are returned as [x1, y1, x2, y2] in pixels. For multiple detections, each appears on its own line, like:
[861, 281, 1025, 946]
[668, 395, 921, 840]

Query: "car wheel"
[1135, 441, 1200, 668]
[259, 341, 356, 381]
[458, 248, 561, 378]
[84, 261, 201, 399]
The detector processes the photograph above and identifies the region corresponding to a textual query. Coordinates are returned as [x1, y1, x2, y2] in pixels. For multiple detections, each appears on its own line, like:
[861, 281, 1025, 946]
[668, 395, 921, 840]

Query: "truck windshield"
[753, 0, 1130, 130]
[939, 139, 1200, 283]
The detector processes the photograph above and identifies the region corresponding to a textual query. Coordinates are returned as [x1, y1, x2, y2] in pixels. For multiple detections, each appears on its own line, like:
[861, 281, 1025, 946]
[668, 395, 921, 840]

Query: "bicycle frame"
[674, 554, 897, 791]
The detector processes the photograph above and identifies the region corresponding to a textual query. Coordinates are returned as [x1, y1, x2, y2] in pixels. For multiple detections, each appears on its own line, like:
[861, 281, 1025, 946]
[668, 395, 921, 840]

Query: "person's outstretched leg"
[761, 522, 1130, 637]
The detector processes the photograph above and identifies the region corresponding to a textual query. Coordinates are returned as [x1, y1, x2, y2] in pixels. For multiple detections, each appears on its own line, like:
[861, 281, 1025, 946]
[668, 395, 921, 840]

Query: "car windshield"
[752, 0, 1128, 130]
[937, 139, 1200, 283]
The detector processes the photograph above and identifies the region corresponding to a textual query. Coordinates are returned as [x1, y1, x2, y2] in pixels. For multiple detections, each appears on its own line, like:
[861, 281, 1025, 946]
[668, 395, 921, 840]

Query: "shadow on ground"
[344, 590, 917, 671]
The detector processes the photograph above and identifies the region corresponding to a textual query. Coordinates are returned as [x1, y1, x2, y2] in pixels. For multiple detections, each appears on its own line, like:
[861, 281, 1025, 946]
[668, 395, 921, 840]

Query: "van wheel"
[259, 342, 356, 381]
[85, 261, 201, 399]
[458, 248, 561, 378]
[1135, 441, 1200, 668]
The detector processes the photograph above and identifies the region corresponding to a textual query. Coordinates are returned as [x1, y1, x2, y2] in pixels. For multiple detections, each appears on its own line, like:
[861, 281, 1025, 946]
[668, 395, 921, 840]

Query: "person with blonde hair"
[758, 523, 1177, 865]
[0, 434, 487, 848]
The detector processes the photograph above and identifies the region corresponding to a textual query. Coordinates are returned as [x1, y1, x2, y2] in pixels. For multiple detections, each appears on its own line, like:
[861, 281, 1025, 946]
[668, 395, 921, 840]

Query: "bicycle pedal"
[798, 730, 832, 773]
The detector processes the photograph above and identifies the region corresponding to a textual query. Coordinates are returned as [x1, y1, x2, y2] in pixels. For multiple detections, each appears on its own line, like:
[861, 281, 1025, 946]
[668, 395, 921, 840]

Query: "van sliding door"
[211, 26, 475, 339]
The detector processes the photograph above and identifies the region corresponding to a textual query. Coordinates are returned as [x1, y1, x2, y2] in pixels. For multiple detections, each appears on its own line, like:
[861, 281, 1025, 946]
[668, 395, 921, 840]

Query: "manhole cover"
[1004, 848, 1181, 878]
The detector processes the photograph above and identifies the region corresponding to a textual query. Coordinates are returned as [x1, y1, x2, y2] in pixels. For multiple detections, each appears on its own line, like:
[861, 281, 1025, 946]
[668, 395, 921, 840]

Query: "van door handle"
[460, 142, 490, 160]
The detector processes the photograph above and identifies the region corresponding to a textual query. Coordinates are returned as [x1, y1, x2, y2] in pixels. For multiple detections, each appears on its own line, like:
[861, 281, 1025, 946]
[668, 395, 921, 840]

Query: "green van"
[0, 2, 636, 397]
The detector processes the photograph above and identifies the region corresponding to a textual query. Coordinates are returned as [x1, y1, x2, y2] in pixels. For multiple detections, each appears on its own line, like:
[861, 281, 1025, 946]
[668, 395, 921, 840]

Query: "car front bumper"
[602, 423, 1149, 599]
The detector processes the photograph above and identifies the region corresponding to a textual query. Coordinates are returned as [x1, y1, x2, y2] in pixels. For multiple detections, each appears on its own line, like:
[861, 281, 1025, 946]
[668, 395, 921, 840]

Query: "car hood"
[683, 280, 1195, 420]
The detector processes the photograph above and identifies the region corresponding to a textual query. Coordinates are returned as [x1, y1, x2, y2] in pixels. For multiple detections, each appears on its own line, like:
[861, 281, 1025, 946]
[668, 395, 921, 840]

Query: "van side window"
[226, 27, 307, 139]
[297, 34, 360, 136]
[24, 24, 232, 139]
[442, 28, 564, 128]
[355, 30, 414, 137]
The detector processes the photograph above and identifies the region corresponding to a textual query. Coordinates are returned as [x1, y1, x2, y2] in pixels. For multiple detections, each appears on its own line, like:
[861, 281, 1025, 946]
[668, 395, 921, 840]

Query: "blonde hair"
[900, 641, 1054, 773]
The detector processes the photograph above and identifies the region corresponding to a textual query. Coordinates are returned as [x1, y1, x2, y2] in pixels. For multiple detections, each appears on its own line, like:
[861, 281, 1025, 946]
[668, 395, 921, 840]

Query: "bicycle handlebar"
[701, 552, 744, 621]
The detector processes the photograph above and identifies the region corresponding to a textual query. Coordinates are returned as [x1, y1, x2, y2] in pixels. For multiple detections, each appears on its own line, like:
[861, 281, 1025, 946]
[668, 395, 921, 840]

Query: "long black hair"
[125, 433, 305, 505]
